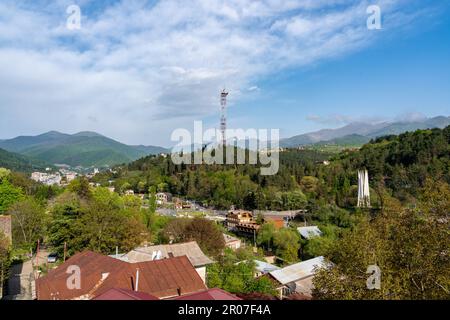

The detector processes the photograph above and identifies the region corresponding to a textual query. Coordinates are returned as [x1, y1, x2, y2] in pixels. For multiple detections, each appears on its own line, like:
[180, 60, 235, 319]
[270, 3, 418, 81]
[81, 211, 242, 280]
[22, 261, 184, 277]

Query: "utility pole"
[36, 239, 39, 268]
[64, 242, 67, 262]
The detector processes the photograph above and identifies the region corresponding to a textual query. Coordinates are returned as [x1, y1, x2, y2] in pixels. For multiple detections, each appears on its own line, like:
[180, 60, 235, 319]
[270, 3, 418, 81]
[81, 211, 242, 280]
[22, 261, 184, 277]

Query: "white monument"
[357, 170, 371, 208]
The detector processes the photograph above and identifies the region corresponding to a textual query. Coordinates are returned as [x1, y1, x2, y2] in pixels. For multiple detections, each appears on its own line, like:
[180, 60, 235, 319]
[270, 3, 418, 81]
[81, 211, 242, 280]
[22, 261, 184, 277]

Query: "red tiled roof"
[93, 288, 159, 300]
[172, 288, 241, 300]
[36, 251, 207, 300]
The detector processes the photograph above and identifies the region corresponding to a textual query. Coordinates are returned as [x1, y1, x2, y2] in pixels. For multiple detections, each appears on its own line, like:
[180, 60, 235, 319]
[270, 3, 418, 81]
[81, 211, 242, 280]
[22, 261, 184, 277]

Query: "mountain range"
[1, 116, 448, 170]
[0, 131, 168, 167]
[280, 116, 450, 148]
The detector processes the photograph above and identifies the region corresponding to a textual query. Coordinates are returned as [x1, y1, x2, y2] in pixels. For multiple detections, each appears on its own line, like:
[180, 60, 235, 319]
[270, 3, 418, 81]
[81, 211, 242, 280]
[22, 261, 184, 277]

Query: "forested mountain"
[0, 131, 168, 167]
[0, 147, 49, 172]
[94, 126, 450, 210]
[280, 116, 450, 148]
[333, 126, 450, 201]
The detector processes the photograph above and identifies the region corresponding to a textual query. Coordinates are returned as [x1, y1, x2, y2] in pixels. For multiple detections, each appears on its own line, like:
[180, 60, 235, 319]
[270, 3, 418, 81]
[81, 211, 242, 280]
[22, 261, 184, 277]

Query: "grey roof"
[294, 277, 314, 296]
[122, 241, 213, 267]
[269, 256, 326, 285]
[297, 226, 322, 239]
[223, 233, 240, 244]
[254, 260, 280, 274]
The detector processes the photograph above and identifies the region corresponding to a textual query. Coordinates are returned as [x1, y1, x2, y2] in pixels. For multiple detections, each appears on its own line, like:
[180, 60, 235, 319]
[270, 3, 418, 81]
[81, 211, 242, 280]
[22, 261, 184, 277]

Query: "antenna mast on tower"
[220, 89, 229, 146]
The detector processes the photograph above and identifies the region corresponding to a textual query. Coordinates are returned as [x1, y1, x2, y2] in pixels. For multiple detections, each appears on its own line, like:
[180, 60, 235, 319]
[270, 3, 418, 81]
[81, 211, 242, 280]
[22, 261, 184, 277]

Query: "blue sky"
[0, 0, 449, 146]
[226, 8, 450, 138]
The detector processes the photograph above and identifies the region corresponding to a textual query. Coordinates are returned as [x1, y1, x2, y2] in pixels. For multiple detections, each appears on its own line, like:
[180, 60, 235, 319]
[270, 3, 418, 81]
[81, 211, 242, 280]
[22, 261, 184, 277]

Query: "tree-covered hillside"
[0, 131, 168, 167]
[94, 126, 450, 210]
[332, 126, 450, 200]
[0, 148, 49, 173]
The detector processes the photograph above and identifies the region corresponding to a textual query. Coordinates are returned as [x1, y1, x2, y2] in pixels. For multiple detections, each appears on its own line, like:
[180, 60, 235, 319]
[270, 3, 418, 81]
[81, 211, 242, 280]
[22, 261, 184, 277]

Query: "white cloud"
[0, 0, 434, 145]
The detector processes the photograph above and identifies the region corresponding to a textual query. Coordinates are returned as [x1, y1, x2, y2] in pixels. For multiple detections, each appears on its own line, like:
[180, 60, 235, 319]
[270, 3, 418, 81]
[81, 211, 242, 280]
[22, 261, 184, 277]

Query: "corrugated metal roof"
[294, 277, 314, 297]
[254, 260, 280, 274]
[269, 256, 326, 285]
[297, 226, 322, 239]
[123, 241, 213, 267]
[36, 251, 207, 300]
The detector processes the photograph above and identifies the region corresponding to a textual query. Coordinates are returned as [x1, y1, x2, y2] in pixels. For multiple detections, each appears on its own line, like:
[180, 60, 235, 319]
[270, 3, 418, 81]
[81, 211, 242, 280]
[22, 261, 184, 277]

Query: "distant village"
[30, 167, 100, 186]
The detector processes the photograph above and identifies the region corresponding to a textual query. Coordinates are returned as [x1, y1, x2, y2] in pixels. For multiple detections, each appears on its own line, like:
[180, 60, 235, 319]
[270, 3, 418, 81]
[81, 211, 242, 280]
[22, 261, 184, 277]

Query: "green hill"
[332, 126, 450, 198]
[0, 148, 49, 172]
[0, 131, 169, 167]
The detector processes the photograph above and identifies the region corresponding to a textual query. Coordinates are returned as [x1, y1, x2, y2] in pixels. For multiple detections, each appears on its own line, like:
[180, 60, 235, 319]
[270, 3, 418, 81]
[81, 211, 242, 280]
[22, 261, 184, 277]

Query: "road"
[2, 249, 48, 300]
[2, 259, 33, 300]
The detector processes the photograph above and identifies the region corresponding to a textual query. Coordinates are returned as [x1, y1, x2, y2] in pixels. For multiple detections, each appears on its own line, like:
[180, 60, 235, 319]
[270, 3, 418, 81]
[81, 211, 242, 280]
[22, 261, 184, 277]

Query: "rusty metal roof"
[93, 288, 159, 300]
[173, 288, 241, 300]
[36, 251, 206, 300]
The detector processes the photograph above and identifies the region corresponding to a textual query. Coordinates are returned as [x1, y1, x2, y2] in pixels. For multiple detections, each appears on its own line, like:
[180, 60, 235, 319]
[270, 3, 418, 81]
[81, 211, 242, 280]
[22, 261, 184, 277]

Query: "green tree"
[72, 202, 147, 254]
[257, 222, 276, 250]
[300, 176, 319, 194]
[148, 186, 157, 213]
[0, 231, 11, 295]
[313, 181, 450, 300]
[8, 198, 46, 248]
[161, 218, 191, 243]
[0, 168, 11, 181]
[273, 228, 300, 264]
[48, 190, 147, 256]
[184, 218, 225, 257]
[207, 249, 276, 295]
[0, 178, 24, 213]
[68, 177, 92, 199]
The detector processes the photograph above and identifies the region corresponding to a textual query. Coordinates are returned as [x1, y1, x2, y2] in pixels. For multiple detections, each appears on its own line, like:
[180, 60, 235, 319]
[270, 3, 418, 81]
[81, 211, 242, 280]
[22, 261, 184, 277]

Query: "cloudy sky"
[0, 0, 449, 146]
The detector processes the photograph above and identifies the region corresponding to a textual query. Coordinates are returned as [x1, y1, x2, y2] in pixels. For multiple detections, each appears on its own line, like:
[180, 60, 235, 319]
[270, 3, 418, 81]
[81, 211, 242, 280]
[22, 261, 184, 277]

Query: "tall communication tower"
[220, 89, 229, 146]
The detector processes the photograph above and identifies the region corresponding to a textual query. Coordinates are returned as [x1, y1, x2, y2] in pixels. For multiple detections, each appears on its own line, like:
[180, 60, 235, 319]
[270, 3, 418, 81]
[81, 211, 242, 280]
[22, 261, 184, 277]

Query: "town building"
[115, 241, 213, 283]
[235, 222, 260, 236]
[223, 233, 241, 251]
[226, 210, 254, 230]
[94, 288, 159, 300]
[237, 260, 280, 278]
[31, 172, 62, 186]
[36, 251, 207, 300]
[172, 288, 241, 300]
[156, 192, 172, 205]
[297, 226, 322, 239]
[94, 287, 240, 301]
[254, 260, 281, 277]
[268, 256, 328, 299]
